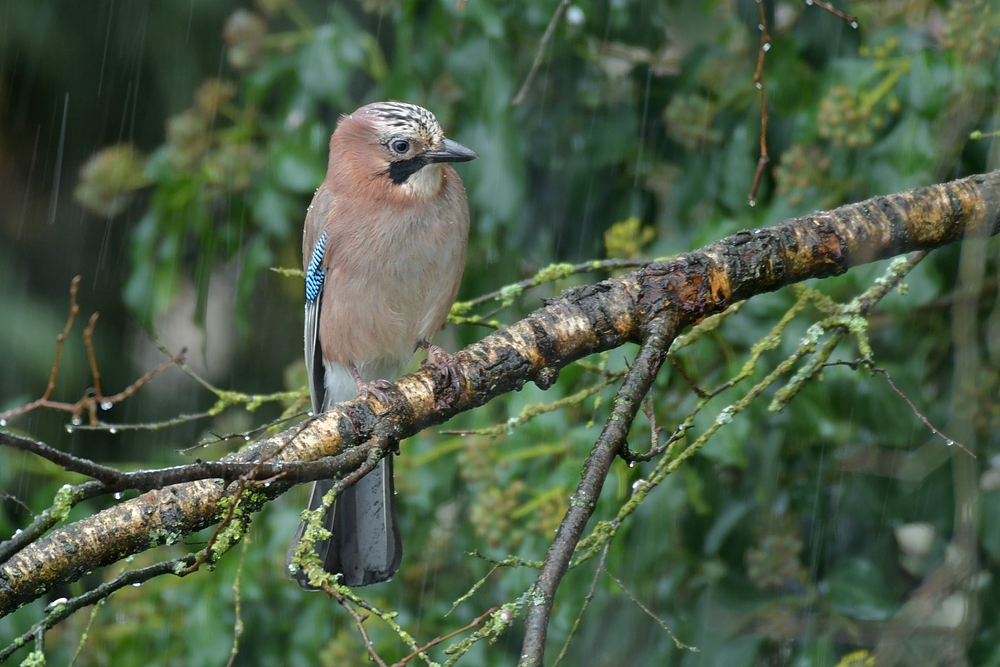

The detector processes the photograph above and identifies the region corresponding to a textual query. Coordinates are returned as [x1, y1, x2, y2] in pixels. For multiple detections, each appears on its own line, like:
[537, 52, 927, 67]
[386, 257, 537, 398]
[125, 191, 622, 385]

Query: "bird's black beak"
[424, 138, 479, 163]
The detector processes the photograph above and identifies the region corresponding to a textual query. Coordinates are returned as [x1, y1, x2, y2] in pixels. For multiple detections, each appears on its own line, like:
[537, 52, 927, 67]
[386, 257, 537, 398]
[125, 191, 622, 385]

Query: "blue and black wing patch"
[305, 231, 328, 304]
[304, 230, 329, 414]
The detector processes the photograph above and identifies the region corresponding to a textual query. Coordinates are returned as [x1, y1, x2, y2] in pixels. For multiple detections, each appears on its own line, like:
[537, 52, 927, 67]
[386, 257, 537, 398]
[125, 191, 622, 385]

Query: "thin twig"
[447, 564, 500, 616]
[0, 490, 35, 517]
[71, 410, 217, 433]
[805, 0, 859, 27]
[323, 583, 389, 667]
[0, 276, 184, 427]
[224, 537, 250, 667]
[66, 600, 101, 667]
[605, 569, 696, 651]
[641, 390, 663, 450]
[45, 276, 80, 400]
[0, 556, 199, 663]
[667, 354, 706, 397]
[823, 359, 972, 456]
[83, 312, 102, 400]
[511, 0, 570, 106]
[519, 331, 671, 666]
[552, 542, 610, 666]
[748, 0, 771, 206]
[391, 606, 499, 667]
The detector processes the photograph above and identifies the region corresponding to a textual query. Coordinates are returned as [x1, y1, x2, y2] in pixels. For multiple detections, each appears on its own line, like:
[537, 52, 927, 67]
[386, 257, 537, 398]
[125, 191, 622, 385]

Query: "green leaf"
[823, 558, 899, 621]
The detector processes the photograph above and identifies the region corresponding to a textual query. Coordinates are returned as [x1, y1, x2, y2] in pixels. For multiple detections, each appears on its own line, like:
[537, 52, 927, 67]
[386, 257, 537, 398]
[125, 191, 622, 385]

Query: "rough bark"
[2, 170, 999, 619]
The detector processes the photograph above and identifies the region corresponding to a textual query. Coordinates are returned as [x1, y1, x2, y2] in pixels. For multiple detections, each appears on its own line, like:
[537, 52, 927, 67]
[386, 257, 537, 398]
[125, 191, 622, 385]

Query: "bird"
[286, 101, 477, 588]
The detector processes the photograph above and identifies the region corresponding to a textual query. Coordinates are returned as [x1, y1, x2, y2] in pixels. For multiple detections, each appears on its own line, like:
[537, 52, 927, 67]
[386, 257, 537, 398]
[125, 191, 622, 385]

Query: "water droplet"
[628, 461, 635, 468]
[114, 491, 124, 500]
[109, 428, 118, 435]
[757, 23, 764, 30]
[71, 416, 82, 426]
[101, 401, 113, 410]
[263, 482, 271, 487]
[0, 418, 6, 427]
[805, 0, 813, 5]
[850, 21, 858, 29]
[244, 435, 251, 441]
[762, 42, 771, 52]
[132, 582, 142, 587]
[946, 440, 954, 447]
[65, 425, 74, 433]
[46, 597, 68, 611]
[14, 528, 22, 536]
[755, 81, 763, 89]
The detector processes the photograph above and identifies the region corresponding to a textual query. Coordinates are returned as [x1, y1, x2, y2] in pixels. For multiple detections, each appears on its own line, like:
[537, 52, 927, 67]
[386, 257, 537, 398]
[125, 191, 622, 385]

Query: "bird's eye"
[391, 140, 410, 154]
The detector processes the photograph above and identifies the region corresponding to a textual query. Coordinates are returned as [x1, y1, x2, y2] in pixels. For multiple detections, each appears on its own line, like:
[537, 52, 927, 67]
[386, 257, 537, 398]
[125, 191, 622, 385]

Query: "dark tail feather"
[287, 457, 401, 588]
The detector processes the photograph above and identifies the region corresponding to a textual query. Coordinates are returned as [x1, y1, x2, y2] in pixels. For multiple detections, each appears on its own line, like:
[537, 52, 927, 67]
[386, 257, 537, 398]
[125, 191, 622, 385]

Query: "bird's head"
[331, 101, 478, 199]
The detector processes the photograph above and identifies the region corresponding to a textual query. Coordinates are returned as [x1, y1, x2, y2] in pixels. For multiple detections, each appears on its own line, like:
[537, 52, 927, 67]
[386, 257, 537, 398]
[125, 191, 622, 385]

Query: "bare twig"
[824, 359, 971, 456]
[66, 600, 100, 667]
[641, 390, 663, 450]
[46, 276, 80, 400]
[0, 276, 185, 427]
[511, 0, 570, 106]
[225, 538, 250, 667]
[666, 354, 706, 397]
[748, 0, 771, 206]
[605, 568, 696, 651]
[322, 583, 389, 667]
[519, 331, 672, 666]
[0, 429, 372, 494]
[83, 312, 102, 400]
[0, 346, 183, 427]
[552, 542, 610, 666]
[391, 606, 499, 667]
[0, 556, 199, 663]
[805, 0, 859, 27]
[0, 490, 35, 517]
[446, 565, 502, 616]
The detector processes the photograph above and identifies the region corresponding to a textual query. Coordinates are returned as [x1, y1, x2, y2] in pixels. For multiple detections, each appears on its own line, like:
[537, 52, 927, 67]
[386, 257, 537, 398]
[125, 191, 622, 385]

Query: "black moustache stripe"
[387, 155, 428, 185]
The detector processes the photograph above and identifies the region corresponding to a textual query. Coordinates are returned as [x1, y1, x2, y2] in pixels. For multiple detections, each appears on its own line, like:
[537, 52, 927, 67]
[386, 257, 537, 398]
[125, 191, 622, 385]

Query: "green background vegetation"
[2, 0, 1000, 665]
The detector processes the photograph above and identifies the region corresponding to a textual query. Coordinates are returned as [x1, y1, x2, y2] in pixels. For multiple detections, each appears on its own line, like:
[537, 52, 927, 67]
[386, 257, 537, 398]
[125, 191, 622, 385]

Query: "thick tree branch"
[2, 170, 1000, 620]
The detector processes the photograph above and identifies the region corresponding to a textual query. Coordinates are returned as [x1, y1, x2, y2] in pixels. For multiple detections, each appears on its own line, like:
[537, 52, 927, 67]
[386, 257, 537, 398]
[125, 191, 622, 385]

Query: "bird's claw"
[421, 344, 462, 408]
[355, 377, 394, 404]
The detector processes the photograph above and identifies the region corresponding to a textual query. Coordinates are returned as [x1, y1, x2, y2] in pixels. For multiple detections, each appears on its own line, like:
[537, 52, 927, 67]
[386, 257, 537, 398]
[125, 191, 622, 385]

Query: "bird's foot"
[349, 364, 394, 404]
[419, 342, 462, 408]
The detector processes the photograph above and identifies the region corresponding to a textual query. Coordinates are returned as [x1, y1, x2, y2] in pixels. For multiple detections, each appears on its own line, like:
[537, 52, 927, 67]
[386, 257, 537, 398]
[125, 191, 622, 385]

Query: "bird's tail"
[287, 456, 401, 588]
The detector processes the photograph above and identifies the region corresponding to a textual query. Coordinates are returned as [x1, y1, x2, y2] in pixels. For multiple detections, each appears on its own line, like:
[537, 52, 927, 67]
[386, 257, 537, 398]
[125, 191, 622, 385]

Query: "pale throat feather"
[401, 163, 443, 199]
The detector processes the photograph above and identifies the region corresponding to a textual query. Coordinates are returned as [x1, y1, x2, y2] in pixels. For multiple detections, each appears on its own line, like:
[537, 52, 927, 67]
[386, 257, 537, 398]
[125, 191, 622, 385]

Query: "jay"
[287, 102, 477, 588]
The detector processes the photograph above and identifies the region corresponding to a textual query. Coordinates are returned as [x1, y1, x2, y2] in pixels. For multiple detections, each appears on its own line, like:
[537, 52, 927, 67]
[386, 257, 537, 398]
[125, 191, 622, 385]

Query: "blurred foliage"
[4, 0, 1000, 665]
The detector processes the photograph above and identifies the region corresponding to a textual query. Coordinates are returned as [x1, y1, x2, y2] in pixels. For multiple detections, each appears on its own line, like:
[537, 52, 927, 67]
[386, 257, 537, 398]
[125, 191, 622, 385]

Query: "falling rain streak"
[47, 93, 69, 226]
